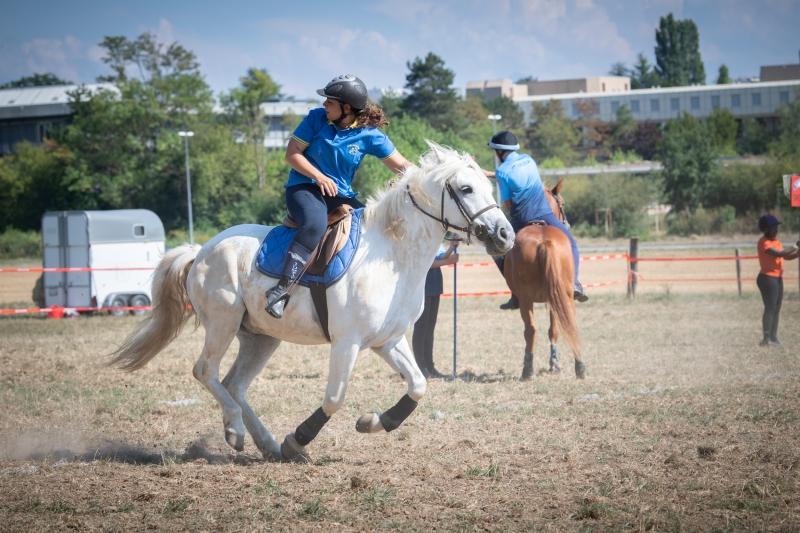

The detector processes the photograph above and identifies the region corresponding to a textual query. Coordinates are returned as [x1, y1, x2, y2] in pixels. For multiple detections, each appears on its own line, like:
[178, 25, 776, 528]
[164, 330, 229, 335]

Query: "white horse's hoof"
[259, 442, 283, 462]
[280, 433, 310, 463]
[225, 427, 245, 452]
[355, 413, 383, 433]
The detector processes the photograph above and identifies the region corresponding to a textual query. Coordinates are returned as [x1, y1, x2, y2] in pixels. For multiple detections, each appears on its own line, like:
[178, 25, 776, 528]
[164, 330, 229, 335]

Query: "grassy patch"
[464, 463, 502, 479]
[359, 486, 393, 510]
[162, 498, 192, 515]
[298, 497, 327, 520]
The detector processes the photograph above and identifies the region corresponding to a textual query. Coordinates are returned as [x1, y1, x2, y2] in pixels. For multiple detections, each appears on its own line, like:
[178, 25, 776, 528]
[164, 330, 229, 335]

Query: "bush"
[666, 206, 739, 236]
[0, 228, 41, 259]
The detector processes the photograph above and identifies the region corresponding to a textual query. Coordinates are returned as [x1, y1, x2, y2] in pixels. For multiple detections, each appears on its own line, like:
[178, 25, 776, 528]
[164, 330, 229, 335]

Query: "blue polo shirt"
[495, 151, 552, 224]
[286, 108, 397, 198]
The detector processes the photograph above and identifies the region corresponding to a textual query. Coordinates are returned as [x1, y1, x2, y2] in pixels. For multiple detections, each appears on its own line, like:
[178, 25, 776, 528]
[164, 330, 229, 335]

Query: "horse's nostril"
[499, 227, 507, 240]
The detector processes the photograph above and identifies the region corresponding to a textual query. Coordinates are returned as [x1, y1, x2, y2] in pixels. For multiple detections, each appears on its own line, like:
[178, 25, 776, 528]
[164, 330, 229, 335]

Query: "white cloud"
[19, 36, 84, 82]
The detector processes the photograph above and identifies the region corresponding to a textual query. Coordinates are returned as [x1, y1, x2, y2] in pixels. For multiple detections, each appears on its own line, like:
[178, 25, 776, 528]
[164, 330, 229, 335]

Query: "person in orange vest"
[756, 214, 800, 346]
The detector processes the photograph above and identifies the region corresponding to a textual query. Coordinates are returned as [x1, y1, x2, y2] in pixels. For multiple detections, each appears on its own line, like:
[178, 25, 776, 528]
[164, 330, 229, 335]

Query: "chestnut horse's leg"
[548, 308, 561, 374]
[520, 298, 535, 380]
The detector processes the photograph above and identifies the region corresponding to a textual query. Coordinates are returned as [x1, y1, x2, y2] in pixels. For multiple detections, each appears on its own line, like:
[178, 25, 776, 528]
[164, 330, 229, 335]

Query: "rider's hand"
[315, 175, 338, 196]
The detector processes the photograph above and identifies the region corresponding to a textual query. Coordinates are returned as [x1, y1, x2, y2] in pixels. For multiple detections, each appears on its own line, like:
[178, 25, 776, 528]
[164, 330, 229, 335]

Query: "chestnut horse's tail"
[537, 240, 581, 355]
[109, 244, 199, 371]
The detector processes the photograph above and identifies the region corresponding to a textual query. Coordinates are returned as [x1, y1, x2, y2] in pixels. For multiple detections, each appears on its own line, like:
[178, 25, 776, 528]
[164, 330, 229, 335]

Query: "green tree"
[455, 96, 489, 124]
[658, 113, 717, 211]
[769, 101, 800, 162]
[378, 92, 405, 119]
[630, 53, 659, 89]
[608, 62, 628, 77]
[0, 72, 72, 88]
[737, 118, 769, 155]
[60, 33, 257, 231]
[220, 68, 281, 188]
[707, 108, 737, 155]
[654, 13, 705, 86]
[525, 100, 579, 164]
[484, 96, 525, 129]
[0, 141, 73, 230]
[401, 52, 459, 131]
[716, 64, 731, 84]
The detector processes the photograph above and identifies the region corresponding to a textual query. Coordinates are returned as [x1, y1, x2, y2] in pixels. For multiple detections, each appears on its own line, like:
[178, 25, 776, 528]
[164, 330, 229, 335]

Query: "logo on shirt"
[347, 144, 360, 156]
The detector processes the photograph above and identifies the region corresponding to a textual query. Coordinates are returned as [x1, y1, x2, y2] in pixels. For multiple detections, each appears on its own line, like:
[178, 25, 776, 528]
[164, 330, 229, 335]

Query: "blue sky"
[2, 0, 798, 100]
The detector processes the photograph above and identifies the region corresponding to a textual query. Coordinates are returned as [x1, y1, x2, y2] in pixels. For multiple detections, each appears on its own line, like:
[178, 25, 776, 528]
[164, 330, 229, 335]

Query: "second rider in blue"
[485, 130, 588, 307]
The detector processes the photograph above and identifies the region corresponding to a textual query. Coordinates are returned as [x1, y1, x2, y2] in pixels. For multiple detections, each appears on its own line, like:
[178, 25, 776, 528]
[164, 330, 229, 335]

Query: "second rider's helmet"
[317, 74, 368, 111]
[488, 131, 520, 151]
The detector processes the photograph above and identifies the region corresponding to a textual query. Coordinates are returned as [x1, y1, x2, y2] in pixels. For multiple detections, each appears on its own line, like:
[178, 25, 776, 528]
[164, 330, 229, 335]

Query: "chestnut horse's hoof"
[521, 353, 534, 381]
[575, 360, 586, 379]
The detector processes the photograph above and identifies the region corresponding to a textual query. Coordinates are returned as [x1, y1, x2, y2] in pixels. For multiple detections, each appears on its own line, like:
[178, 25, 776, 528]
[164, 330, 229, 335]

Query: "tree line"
[1, 13, 798, 251]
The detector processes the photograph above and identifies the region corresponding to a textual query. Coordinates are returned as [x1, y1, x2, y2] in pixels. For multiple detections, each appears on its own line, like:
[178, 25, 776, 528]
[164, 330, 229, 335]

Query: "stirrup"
[266, 287, 290, 319]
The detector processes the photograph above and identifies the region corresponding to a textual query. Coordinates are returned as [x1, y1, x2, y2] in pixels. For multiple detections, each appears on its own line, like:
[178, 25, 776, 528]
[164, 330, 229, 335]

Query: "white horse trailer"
[42, 210, 165, 314]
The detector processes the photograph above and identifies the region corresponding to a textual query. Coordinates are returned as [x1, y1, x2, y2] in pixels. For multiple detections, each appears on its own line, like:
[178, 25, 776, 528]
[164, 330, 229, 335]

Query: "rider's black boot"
[266, 242, 312, 319]
[573, 281, 589, 303]
[500, 294, 519, 310]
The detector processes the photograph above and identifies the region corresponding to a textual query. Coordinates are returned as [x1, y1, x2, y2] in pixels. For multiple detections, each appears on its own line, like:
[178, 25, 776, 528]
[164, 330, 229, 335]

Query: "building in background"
[466, 67, 800, 126]
[466, 76, 629, 101]
[515, 79, 800, 125]
[261, 101, 317, 149]
[0, 84, 115, 155]
[0, 84, 318, 155]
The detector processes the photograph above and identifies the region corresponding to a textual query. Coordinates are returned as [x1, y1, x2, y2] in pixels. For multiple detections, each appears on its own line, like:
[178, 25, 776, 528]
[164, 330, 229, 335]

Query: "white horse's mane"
[363, 142, 484, 240]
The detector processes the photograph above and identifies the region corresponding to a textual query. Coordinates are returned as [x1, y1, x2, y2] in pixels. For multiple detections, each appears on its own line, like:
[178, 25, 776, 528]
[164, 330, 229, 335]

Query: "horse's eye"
[460, 185, 473, 194]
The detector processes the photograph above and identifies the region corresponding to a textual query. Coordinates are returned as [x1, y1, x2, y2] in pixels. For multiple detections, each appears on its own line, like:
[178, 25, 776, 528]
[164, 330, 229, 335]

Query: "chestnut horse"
[501, 178, 585, 380]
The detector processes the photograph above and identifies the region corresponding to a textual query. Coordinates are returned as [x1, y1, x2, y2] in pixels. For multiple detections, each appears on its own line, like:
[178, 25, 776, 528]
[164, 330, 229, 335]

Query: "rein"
[406, 180, 499, 244]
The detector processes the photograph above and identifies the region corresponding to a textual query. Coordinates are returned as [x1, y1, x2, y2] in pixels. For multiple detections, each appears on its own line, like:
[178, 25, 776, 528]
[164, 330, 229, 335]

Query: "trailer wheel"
[128, 294, 151, 316]
[109, 295, 128, 317]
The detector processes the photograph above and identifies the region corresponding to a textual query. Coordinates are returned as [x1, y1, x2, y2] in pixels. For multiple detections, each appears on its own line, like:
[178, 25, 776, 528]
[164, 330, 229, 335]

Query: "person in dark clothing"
[756, 214, 799, 347]
[412, 242, 459, 378]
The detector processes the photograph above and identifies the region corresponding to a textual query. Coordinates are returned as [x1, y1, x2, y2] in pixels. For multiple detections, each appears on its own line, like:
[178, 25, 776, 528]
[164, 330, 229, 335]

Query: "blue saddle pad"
[256, 208, 364, 288]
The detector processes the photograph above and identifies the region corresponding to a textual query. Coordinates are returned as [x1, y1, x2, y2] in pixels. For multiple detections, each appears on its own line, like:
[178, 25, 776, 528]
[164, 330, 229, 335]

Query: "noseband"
[406, 180, 499, 244]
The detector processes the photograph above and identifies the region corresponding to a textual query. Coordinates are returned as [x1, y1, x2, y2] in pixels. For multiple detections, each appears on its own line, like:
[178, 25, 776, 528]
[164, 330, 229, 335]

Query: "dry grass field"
[1, 245, 799, 531]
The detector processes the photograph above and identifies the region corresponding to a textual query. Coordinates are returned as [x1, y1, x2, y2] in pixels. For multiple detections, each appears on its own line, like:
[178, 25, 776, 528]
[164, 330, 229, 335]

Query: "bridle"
[550, 190, 569, 226]
[406, 179, 499, 244]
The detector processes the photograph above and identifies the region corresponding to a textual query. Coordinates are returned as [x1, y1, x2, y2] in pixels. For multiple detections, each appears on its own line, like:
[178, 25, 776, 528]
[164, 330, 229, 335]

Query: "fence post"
[627, 237, 638, 299]
[452, 261, 458, 380]
[735, 248, 742, 297]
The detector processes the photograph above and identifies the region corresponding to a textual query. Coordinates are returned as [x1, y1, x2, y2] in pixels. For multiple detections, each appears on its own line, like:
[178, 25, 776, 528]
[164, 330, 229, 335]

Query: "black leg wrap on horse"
[294, 407, 330, 446]
[379, 394, 418, 432]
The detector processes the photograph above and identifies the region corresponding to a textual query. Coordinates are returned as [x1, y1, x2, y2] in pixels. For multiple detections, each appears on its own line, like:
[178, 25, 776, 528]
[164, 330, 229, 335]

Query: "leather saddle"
[282, 205, 354, 276]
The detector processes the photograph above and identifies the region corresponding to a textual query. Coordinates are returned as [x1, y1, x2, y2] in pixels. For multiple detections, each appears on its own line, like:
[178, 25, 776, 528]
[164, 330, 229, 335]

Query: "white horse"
[111, 143, 514, 462]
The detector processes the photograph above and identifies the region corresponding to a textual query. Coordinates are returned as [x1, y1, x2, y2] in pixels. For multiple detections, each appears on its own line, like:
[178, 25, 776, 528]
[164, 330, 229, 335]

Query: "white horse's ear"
[424, 140, 446, 163]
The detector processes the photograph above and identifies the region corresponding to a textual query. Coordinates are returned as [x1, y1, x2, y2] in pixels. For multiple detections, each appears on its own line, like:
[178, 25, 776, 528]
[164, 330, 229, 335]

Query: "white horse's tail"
[109, 244, 199, 371]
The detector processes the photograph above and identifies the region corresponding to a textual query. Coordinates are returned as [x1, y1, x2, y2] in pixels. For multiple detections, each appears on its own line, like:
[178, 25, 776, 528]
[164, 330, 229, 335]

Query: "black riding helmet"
[488, 131, 520, 151]
[317, 74, 368, 111]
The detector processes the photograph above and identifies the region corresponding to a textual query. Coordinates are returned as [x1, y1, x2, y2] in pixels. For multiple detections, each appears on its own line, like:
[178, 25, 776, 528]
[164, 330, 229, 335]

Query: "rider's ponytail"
[355, 103, 389, 129]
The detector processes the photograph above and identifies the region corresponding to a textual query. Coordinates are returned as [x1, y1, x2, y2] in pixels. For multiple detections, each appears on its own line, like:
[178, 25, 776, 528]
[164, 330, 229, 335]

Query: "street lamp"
[177, 131, 195, 245]
[487, 114, 502, 134]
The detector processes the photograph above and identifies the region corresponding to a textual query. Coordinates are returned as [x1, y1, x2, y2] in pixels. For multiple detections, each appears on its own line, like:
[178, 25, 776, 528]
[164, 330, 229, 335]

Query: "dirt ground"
[1, 263, 799, 531]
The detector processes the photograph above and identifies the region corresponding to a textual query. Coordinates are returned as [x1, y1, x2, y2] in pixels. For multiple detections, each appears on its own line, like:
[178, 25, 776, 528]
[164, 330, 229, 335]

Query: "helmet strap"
[333, 102, 357, 129]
